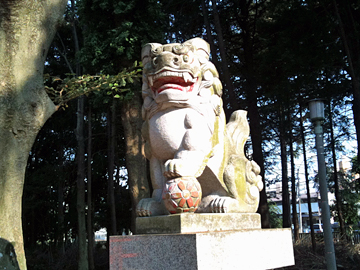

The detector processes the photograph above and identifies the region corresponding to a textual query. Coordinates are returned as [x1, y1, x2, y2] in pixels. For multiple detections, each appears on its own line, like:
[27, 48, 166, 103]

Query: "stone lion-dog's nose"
[153, 51, 182, 69]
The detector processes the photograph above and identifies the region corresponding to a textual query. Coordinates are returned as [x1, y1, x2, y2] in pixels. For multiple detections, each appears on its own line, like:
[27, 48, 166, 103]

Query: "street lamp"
[308, 99, 337, 270]
[309, 99, 325, 121]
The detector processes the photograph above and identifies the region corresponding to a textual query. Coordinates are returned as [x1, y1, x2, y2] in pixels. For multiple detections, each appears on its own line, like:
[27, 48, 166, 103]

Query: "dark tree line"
[16, 0, 360, 269]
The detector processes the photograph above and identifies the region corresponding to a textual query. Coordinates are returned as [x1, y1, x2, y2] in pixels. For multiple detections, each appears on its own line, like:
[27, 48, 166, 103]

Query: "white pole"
[297, 174, 303, 233]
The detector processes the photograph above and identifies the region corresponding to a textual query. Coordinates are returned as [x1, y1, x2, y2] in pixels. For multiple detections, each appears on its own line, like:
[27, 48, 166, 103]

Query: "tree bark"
[279, 106, 291, 228]
[236, 0, 269, 227]
[329, 100, 345, 236]
[210, 0, 238, 115]
[57, 158, 65, 255]
[71, 1, 88, 268]
[289, 114, 299, 242]
[120, 91, 150, 233]
[87, 105, 95, 270]
[299, 102, 316, 251]
[0, 1, 67, 269]
[201, 0, 220, 70]
[332, 0, 360, 156]
[75, 96, 88, 270]
[107, 101, 117, 236]
[248, 84, 269, 228]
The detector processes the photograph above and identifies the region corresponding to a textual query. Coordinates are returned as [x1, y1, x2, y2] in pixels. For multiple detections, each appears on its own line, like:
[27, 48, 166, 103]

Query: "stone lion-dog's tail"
[223, 110, 263, 211]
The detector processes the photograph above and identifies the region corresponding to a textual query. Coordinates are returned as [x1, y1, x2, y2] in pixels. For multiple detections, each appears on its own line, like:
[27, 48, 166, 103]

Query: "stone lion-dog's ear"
[141, 43, 163, 64]
[183, 38, 210, 61]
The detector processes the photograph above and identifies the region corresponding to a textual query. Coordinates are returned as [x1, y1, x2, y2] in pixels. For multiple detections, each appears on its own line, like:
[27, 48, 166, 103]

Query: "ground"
[278, 240, 360, 270]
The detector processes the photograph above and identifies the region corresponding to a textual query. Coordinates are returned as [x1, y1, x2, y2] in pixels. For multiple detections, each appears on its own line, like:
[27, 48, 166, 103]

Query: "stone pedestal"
[110, 214, 294, 270]
[136, 213, 261, 234]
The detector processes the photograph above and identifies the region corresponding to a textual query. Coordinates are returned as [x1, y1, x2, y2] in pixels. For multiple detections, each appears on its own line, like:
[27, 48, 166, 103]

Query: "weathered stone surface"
[110, 229, 294, 270]
[136, 213, 261, 234]
[137, 38, 264, 216]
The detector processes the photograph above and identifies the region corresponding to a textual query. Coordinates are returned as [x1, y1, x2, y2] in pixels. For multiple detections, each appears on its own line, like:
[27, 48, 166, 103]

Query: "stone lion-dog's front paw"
[164, 158, 202, 179]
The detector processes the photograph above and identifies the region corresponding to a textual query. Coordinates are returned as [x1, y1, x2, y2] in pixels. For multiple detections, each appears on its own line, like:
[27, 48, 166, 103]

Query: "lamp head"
[308, 99, 325, 121]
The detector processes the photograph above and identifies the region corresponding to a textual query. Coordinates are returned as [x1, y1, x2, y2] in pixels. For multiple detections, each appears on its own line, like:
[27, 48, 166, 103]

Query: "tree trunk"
[279, 106, 291, 228]
[71, 1, 88, 268]
[329, 100, 345, 236]
[120, 91, 150, 233]
[76, 96, 88, 270]
[57, 162, 65, 255]
[248, 86, 269, 228]
[107, 101, 117, 236]
[210, 0, 238, 115]
[289, 114, 299, 242]
[201, 0, 220, 70]
[237, 0, 269, 228]
[332, 0, 360, 156]
[0, 1, 67, 269]
[299, 102, 316, 251]
[87, 105, 95, 270]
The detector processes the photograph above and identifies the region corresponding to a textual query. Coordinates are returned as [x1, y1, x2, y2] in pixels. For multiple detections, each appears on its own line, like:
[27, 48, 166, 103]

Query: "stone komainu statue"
[137, 37, 263, 216]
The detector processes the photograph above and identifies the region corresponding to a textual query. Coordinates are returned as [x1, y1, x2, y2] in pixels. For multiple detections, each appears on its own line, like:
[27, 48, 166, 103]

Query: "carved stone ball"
[162, 177, 202, 214]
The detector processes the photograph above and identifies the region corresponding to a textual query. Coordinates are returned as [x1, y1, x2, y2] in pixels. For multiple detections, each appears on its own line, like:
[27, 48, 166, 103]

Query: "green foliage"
[78, 0, 167, 74]
[268, 201, 282, 228]
[160, 0, 205, 42]
[330, 170, 360, 226]
[352, 156, 360, 174]
[45, 63, 142, 107]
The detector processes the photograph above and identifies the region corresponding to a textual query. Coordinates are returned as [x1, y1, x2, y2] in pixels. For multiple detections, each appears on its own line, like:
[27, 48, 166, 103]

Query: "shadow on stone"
[0, 238, 20, 270]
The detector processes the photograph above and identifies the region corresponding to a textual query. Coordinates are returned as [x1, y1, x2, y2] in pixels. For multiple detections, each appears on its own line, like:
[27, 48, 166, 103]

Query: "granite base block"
[110, 228, 294, 270]
[136, 213, 261, 234]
